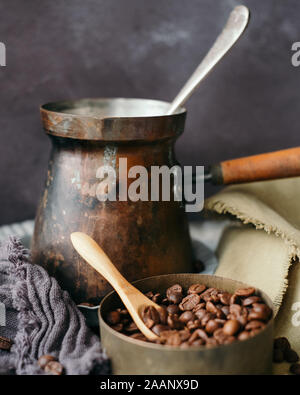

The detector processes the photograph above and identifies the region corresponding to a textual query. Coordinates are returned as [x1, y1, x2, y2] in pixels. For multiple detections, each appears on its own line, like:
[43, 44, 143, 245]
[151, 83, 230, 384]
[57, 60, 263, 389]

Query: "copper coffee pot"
[32, 98, 194, 304]
[31, 97, 300, 304]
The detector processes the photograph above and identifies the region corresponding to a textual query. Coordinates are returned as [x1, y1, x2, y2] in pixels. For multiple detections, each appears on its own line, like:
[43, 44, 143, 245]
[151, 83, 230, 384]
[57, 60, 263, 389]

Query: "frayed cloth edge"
[205, 199, 298, 313]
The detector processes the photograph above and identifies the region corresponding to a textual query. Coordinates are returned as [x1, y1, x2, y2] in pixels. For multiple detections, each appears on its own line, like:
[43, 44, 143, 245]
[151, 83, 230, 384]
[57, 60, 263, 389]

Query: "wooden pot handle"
[210, 146, 300, 185]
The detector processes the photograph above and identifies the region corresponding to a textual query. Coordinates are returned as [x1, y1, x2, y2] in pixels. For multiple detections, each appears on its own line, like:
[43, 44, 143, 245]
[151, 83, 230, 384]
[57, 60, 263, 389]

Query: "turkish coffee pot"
[31, 97, 300, 303]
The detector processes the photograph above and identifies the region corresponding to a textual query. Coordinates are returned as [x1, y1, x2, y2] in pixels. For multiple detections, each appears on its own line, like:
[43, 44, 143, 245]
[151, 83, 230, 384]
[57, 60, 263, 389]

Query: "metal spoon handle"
[167, 5, 249, 115]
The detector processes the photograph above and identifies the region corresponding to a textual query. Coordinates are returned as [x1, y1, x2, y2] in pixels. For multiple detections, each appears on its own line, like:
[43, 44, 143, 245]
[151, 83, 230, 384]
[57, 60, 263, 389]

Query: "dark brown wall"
[0, 0, 299, 225]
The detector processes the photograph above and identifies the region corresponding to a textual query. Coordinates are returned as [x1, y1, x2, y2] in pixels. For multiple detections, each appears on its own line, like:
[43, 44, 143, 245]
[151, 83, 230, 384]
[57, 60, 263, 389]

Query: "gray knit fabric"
[0, 237, 110, 375]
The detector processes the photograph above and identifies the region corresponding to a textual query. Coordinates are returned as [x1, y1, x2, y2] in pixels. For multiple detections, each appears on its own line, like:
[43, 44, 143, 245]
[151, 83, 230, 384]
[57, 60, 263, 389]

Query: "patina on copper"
[32, 98, 193, 304]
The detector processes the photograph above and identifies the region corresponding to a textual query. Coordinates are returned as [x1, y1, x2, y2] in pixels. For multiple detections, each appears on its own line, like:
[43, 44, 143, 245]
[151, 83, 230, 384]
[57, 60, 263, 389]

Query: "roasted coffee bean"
[179, 311, 195, 323]
[38, 355, 56, 369]
[230, 294, 241, 305]
[205, 319, 221, 334]
[219, 292, 231, 305]
[180, 342, 190, 348]
[245, 320, 266, 331]
[206, 338, 218, 348]
[144, 319, 155, 329]
[205, 290, 219, 303]
[167, 314, 184, 330]
[248, 312, 264, 322]
[255, 302, 272, 314]
[235, 287, 256, 298]
[168, 284, 182, 293]
[242, 296, 262, 306]
[194, 308, 207, 321]
[160, 330, 175, 339]
[211, 290, 220, 303]
[238, 331, 251, 341]
[106, 310, 121, 325]
[213, 328, 228, 344]
[273, 349, 284, 363]
[200, 288, 216, 302]
[290, 363, 300, 375]
[206, 302, 225, 319]
[188, 329, 208, 344]
[152, 324, 169, 336]
[216, 308, 225, 319]
[0, 336, 13, 351]
[186, 319, 202, 331]
[190, 339, 205, 347]
[188, 284, 206, 295]
[142, 306, 160, 328]
[284, 349, 299, 363]
[166, 304, 180, 315]
[206, 301, 218, 315]
[179, 294, 200, 311]
[249, 329, 262, 338]
[201, 312, 215, 327]
[215, 318, 226, 325]
[248, 305, 271, 322]
[252, 303, 272, 320]
[44, 360, 64, 375]
[192, 303, 206, 312]
[179, 329, 191, 342]
[221, 306, 230, 317]
[229, 304, 242, 315]
[223, 319, 240, 336]
[223, 336, 236, 345]
[229, 304, 248, 326]
[237, 316, 248, 327]
[168, 292, 183, 305]
[165, 332, 182, 346]
[166, 284, 183, 304]
[274, 337, 290, 352]
[158, 306, 168, 325]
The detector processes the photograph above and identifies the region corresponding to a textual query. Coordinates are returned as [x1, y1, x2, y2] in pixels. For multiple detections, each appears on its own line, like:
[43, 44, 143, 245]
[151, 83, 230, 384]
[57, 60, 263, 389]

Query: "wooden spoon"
[70, 232, 162, 341]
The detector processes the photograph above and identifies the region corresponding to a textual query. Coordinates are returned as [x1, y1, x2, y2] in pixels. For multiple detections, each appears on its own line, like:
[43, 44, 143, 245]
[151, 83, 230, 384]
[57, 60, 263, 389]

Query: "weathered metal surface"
[40, 98, 185, 141]
[99, 273, 274, 375]
[32, 98, 193, 304]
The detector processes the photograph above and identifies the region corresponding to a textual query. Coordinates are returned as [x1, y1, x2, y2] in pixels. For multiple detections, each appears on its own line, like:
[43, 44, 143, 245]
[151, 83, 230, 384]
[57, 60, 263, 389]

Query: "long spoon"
[70, 232, 162, 341]
[167, 5, 249, 115]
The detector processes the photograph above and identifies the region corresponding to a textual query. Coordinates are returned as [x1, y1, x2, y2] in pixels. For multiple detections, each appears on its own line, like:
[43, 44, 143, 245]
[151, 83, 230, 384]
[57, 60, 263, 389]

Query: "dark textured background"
[0, 0, 299, 225]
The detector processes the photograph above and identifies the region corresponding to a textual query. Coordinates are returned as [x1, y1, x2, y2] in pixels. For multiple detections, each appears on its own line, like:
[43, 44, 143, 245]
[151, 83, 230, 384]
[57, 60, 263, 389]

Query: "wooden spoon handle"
[70, 232, 135, 298]
[210, 146, 300, 185]
[70, 232, 159, 341]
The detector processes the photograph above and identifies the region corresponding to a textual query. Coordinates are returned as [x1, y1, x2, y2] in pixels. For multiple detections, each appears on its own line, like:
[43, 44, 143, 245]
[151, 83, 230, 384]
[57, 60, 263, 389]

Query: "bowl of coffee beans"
[99, 273, 274, 374]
